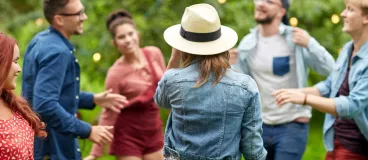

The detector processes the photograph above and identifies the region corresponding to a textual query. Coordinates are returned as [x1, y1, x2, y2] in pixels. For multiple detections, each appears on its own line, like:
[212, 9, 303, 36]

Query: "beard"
[255, 14, 276, 24]
[73, 30, 83, 35]
[73, 21, 84, 35]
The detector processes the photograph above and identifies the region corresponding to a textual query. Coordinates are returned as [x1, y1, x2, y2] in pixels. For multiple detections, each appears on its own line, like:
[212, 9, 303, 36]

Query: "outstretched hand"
[94, 89, 128, 113]
[273, 89, 306, 106]
[88, 125, 114, 146]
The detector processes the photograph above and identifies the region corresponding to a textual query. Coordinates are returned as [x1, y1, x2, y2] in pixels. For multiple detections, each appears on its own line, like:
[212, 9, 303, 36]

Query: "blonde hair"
[345, 0, 368, 14]
[182, 51, 230, 88]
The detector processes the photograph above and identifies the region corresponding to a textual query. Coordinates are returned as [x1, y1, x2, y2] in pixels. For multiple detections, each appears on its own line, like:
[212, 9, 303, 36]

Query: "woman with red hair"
[0, 33, 46, 160]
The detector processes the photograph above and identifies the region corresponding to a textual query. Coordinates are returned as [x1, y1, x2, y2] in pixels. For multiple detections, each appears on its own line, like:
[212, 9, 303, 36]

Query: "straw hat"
[163, 3, 238, 55]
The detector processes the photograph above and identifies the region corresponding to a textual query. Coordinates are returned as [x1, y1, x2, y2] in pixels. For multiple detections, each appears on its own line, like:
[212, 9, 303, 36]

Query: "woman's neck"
[351, 28, 368, 56]
[122, 49, 143, 64]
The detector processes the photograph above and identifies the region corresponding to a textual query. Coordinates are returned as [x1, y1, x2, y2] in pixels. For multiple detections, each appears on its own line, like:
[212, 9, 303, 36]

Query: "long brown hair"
[0, 33, 46, 137]
[182, 51, 231, 88]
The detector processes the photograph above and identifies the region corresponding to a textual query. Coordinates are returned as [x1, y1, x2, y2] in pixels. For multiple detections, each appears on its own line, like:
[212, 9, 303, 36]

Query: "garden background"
[1, 0, 350, 159]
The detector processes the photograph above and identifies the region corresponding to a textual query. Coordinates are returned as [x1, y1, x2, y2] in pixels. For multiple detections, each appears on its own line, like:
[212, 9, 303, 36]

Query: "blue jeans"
[262, 122, 309, 160]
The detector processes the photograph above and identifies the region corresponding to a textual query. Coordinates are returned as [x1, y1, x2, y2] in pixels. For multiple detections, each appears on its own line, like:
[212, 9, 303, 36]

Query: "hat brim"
[164, 24, 238, 55]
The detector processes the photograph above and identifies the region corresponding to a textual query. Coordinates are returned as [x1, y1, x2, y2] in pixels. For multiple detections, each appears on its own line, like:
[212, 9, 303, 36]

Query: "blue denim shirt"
[315, 41, 368, 151]
[154, 61, 267, 160]
[22, 27, 95, 160]
[233, 24, 335, 88]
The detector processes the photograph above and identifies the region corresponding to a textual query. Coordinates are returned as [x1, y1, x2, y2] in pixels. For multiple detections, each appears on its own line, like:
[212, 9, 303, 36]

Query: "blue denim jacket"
[22, 27, 95, 160]
[154, 61, 267, 160]
[233, 24, 335, 88]
[315, 41, 368, 151]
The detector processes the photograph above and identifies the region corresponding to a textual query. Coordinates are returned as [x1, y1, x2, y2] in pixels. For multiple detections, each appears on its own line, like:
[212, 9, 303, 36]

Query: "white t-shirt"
[249, 34, 310, 125]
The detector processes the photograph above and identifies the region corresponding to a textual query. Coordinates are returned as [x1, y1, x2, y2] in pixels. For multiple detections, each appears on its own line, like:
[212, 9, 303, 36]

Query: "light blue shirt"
[155, 61, 267, 160]
[233, 24, 335, 124]
[315, 41, 368, 151]
[233, 24, 335, 88]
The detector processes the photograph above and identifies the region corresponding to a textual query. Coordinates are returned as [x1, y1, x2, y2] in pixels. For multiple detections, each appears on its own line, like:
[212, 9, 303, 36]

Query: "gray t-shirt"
[249, 34, 310, 124]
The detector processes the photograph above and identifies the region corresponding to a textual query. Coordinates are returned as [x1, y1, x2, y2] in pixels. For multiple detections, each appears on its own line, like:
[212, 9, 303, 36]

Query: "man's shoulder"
[28, 30, 69, 55]
[238, 27, 258, 50]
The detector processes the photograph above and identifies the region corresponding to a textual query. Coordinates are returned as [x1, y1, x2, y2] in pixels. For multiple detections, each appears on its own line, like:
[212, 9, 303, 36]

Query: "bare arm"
[166, 48, 182, 70]
[298, 87, 321, 96]
[273, 88, 337, 116]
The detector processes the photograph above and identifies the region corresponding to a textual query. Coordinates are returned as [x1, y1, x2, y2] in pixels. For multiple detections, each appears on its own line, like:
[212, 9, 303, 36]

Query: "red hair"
[0, 33, 47, 137]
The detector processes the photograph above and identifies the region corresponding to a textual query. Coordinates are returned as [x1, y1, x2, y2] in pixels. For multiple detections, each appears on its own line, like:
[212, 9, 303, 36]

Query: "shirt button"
[76, 77, 80, 81]
[73, 49, 76, 52]
[70, 51, 73, 54]
[77, 148, 80, 152]
[76, 96, 79, 100]
[75, 59, 79, 63]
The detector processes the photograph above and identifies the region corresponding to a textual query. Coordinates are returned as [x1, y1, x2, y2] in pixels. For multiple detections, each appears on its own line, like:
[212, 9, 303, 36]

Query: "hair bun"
[106, 9, 133, 29]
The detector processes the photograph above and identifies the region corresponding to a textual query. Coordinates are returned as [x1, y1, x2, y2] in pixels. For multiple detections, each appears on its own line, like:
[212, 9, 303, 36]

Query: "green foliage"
[6, 0, 350, 159]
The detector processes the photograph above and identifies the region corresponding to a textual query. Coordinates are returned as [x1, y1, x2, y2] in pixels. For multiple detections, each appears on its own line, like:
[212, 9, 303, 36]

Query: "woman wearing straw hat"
[154, 3, 267, 160]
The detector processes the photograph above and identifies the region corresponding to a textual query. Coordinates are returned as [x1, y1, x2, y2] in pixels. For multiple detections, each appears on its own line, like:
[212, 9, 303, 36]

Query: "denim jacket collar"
[48, 26, 75, 52]
[356, 41, 368, 58]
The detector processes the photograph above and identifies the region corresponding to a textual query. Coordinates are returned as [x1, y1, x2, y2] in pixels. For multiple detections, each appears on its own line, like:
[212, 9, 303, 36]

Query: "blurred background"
[1, 0, 349, 159]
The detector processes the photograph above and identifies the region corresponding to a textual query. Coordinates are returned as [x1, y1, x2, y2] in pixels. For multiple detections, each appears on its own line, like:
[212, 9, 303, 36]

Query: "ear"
[112, 39, 117, 47]
[279, 8, 286, 18]
[53, 15, 64, 27]
[363, 14, 368, 25]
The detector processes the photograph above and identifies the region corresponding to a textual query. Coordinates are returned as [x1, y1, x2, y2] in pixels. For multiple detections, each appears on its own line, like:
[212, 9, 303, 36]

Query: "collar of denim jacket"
[355, 41, 368, 58]
[48, 26, 76, 52]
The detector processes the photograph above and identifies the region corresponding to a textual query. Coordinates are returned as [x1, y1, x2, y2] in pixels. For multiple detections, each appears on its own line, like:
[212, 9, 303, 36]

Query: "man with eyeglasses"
[21, 0, 128, 159]
[233, 0, 335, 159]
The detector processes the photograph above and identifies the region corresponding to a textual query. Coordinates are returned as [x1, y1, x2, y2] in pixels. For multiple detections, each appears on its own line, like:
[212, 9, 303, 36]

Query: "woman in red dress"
[0, 33, 47, 160]
[84, 9, 165, 160]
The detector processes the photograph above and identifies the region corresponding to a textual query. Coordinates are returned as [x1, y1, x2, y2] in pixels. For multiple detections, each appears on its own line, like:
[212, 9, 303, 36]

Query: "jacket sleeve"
[33, 51, 91, 139]
[240, 78, 267, 160]
[232, 45, 251, 75]
[314, 72, 333, 98]
[154, 73, 171, 109]
[78, 92, 95, 110]
[334, 76, 368, 118]
[301, 37, 335, 76]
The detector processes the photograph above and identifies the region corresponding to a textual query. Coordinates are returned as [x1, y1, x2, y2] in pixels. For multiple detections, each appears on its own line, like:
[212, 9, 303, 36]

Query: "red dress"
[0, 112, 35, 160]
[109, 47, 165, 157]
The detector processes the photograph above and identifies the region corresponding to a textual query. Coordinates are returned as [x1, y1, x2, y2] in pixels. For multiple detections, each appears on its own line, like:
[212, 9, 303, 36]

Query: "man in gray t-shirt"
[233, 0, 335, 159]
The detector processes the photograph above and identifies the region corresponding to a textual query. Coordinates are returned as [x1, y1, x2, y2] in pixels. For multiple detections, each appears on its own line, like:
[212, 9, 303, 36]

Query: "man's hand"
[88, 125, 114, 146]
[94, 89, 128, 113]
[292, 27, 311, 48]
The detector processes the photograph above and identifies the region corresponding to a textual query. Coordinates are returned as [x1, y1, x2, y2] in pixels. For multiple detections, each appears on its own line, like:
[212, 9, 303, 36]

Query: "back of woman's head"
[0, 33, 46, 138]
[106, 9, 136, 37]
[183, 51, 231, 88]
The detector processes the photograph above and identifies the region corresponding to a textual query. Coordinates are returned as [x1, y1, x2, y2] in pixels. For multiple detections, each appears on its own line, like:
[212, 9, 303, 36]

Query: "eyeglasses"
[254, 0, 282, 7]
[58, 8, 85, 20]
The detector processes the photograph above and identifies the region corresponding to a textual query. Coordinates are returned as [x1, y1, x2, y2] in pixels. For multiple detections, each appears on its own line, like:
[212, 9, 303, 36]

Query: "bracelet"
[303, 94, 308, 105]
